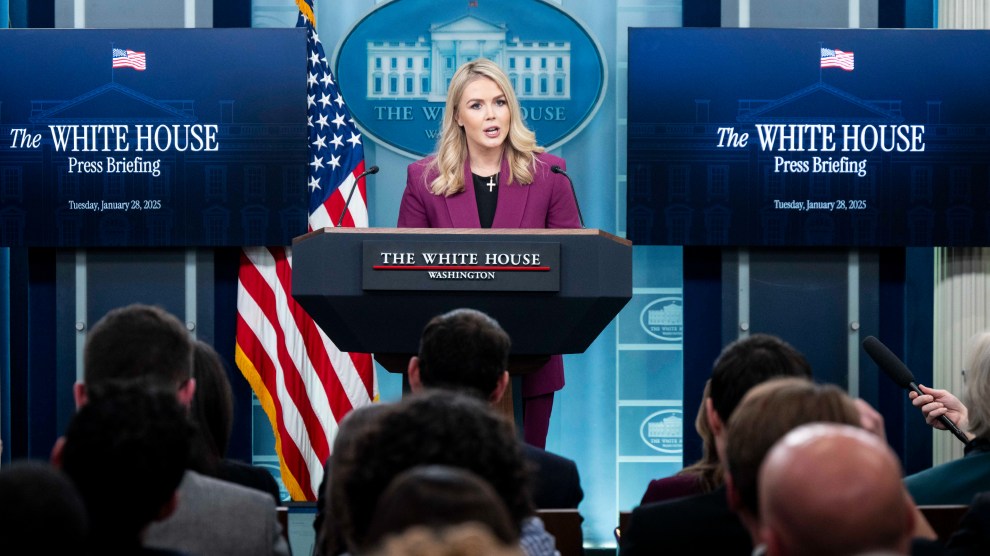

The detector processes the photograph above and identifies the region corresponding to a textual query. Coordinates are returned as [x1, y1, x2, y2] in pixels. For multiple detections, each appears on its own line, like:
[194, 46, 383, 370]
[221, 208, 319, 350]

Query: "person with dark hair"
[410, 308, 512, 402]
[365, 465, 519, 550]
[328, 390, 554, 556]
[0, 460, 89, 553]
[398, 58, 583, 449]
[77, 303, 288, 556]
[78, 303, 196, 407]
[408, 308, 583, 510]
[314, 309, 582, 555]
[723, 378, 863, 545]
[55, 382, 193, 555]
[191, 340, 281, 503]
[620, 333, 813, 555]
[640, 379, 723, 504]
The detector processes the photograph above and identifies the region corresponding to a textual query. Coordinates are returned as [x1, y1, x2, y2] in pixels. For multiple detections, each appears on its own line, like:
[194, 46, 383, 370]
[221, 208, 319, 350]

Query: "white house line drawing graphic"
[366, 15, 571, 102]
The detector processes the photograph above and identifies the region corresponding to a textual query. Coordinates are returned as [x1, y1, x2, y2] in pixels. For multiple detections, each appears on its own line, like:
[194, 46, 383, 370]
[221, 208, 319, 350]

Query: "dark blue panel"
[628, 27, 990, 247]
[683, 0, 719, 27]
[0, 28, 308, 247]
[86, 250, 186, 321]
[213, 0, 251, 28]
[682, 246, 722, 465]
[27, 249, 58, 459]
[903, 247, 936, 474]
[0, 248, 9, 463]
[749, 249, 849, 387]
[214, 247, 253, 462]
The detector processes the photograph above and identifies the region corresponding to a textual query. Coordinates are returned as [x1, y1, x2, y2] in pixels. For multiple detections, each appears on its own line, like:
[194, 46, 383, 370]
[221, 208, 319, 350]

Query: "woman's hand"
[908, 384, 969, 431]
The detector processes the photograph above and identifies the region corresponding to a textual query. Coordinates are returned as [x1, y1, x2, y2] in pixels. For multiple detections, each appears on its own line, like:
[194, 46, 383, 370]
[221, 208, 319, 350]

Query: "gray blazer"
[145, 470, 290, 556]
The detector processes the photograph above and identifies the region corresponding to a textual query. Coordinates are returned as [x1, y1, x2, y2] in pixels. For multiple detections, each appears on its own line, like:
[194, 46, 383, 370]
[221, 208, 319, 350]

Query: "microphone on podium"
[862, 335, 971, 447]
[551, 165, 585, 228]
[336, 165, 379, 227]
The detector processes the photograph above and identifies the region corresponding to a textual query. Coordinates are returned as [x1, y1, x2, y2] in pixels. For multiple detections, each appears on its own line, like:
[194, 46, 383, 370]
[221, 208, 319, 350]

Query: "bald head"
[759, 423, 913, 556]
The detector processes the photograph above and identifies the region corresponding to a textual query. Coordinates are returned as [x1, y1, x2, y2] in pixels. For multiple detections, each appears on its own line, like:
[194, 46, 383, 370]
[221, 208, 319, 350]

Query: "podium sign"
[292, 228, 632, 358]
[363, 239, 560, 291]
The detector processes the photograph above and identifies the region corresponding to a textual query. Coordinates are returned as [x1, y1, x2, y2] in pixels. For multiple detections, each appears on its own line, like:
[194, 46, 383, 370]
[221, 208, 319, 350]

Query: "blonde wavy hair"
[963, 331, 990, 439]
[427, 59, 543, 197]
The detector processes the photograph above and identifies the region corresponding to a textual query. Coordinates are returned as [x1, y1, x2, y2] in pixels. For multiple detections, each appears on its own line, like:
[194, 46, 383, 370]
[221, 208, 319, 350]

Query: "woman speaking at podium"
[397, 58, 581, 448]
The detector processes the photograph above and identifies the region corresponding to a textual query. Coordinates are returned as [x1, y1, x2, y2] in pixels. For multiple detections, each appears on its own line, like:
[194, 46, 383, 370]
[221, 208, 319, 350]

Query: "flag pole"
[818, 41, 823, 83]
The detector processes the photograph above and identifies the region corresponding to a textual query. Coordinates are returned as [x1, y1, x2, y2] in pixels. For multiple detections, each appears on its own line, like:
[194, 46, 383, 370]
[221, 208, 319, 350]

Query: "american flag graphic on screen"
[821, 47, 854, 71]
[112, 48, 146, 71]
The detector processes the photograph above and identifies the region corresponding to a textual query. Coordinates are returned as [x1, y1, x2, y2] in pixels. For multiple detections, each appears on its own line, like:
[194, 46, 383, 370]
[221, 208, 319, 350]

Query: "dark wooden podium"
[291, 227, 632, 413]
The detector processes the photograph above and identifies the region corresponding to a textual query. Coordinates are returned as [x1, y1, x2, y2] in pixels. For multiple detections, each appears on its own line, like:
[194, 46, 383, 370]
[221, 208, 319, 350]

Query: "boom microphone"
[550, 165, 585, 228]
[862, 335, 971, 446]
[336, 165, 379, 227]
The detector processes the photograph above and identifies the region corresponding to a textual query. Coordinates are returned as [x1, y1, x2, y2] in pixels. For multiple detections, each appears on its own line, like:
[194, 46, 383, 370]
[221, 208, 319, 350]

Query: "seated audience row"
[18, 302, 990, 556]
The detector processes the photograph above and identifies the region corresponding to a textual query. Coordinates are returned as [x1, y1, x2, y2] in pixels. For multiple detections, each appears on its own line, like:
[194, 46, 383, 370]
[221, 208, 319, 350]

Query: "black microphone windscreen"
[862, 336, 915, 389]
[367, 165, 380, 174]
[551, 165, 563, 174]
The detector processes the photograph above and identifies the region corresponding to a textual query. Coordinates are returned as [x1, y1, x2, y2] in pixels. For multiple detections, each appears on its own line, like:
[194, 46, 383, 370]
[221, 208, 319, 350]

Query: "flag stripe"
[236, 282, 313, 499]
[238, 250, 321, 498]
[243, 248, 335, 485]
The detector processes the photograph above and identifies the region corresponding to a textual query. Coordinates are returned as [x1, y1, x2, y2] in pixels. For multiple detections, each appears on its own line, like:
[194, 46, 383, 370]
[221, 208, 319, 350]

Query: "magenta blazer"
[397, 151, 581, 397]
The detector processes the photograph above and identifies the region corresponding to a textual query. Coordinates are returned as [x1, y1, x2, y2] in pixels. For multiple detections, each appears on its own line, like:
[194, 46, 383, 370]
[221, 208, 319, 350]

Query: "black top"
[472, 172, 498, 228]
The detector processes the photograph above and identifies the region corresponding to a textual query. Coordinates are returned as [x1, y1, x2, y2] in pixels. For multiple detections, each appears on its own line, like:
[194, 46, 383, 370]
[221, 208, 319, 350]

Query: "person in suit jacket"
[75, 304, 289, 556]
[313, 308, 583, 555]
[397, 58, 582, 449]
[407, 308, 584, 510]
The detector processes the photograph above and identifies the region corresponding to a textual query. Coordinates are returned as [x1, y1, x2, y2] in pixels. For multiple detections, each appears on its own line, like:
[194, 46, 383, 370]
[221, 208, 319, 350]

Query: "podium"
[291, 228, 632, 375]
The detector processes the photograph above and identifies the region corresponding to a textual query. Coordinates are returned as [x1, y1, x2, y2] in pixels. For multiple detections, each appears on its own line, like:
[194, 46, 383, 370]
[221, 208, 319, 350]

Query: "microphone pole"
[336, 165, 379, 227]
[862, 336, 971, 447]
[551, 165, 585, 228]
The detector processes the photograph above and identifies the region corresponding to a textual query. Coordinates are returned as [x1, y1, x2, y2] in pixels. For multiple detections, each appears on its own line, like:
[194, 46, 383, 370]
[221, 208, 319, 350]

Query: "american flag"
[820, 47, 854, 71]
[112, 48, 146, 71]
[234, 0, 377, 501]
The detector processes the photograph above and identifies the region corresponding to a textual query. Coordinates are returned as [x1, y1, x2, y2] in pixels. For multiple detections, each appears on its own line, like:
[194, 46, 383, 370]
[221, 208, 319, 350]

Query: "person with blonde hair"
[398, 58, 582, 448]
[906, 330, 990, 504]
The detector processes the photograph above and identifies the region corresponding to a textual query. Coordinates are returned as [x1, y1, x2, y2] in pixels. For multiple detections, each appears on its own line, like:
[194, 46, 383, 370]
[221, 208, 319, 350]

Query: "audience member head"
[759, 423, 913, 556]
[190, 339, 235, 469]
[365, 465, 519, 550]
[367, 523, 524, 556]
[724, 378, 861, 539]
[408, 308, 511, 402]
[708, 334, 813, 424]
[319, 403, 392, 556]
[55, 381, 194, 551]
[329, 390, 532, 553]
[0, 460, 89, 553]
[962, 331, 990, 440]
[79, 303, 195, 407]
[677, 379, 723, 492]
